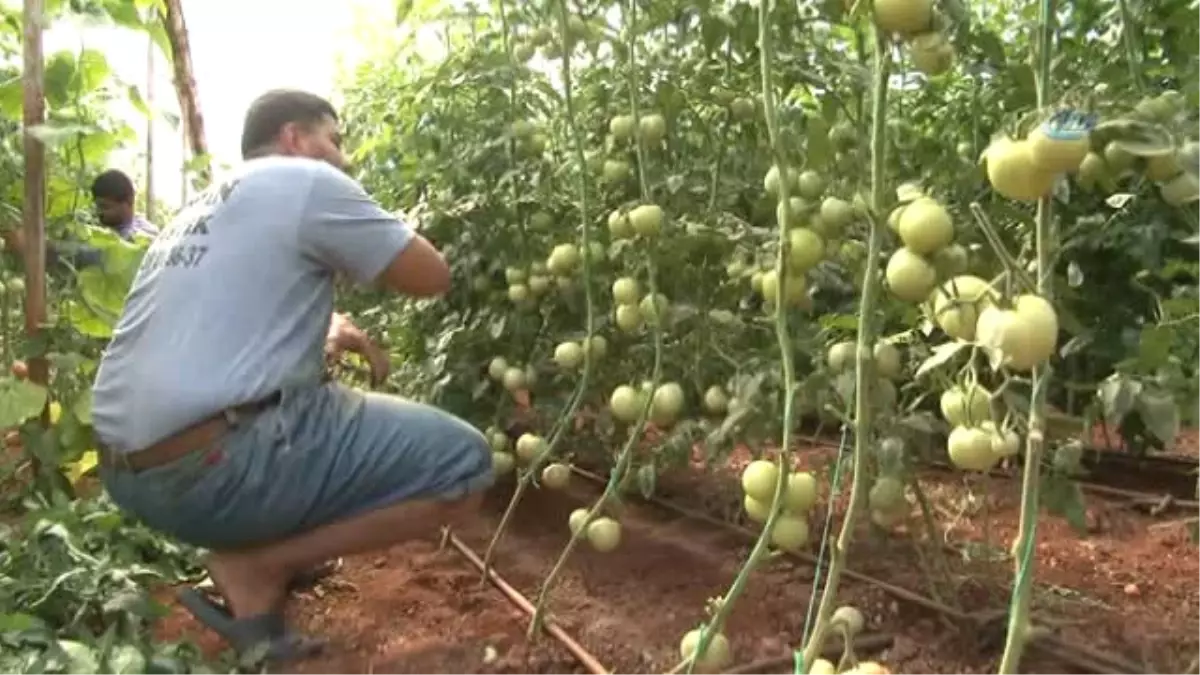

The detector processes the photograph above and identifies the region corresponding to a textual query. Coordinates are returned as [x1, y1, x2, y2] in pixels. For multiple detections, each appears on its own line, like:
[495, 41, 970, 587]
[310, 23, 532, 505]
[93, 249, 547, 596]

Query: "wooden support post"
[180, 115, 189, 205]
[160, 0, 209, 188]
[145, 32, 155, 223]
[21, 0, 48, 388]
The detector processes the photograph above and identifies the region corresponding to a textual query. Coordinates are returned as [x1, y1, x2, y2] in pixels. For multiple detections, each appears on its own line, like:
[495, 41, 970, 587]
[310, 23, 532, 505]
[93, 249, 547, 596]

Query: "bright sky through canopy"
[36, 0, 397, 212]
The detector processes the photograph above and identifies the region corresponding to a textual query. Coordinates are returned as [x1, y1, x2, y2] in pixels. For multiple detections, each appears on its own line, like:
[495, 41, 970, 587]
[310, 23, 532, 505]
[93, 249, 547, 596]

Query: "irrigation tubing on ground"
[456, 482, 884, 675]
[568, 465, 971, 622]
[791, 434, 1196, 510]
[445, 532, 610, 675]
[921, 454, 1200, 506]
[565, 466, 1143, 675]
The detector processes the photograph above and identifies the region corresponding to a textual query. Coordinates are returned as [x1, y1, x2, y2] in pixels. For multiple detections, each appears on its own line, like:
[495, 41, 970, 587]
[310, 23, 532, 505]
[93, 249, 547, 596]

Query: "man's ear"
[279, 122, 307, 153]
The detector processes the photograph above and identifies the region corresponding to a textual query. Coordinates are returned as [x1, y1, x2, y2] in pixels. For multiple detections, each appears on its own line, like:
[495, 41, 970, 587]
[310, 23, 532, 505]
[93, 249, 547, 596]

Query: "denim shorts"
[100, 383, 495, 550]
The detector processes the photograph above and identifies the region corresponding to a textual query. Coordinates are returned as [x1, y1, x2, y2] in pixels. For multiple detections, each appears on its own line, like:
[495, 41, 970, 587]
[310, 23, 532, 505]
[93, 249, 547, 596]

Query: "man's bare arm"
[374, 234, 450, 298]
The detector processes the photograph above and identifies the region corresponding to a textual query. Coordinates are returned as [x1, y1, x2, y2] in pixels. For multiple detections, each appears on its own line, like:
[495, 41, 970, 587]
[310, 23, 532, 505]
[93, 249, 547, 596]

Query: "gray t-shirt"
[91, 156, 414, 453]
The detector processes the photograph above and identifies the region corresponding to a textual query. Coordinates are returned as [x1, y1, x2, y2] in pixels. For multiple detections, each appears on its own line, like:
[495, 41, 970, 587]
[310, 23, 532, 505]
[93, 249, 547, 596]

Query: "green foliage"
[0, 2, 224, 672]
[340, 2, 882, 438]
[0, 494, 220, 674]
[0, 0, 1192, 667]
[338, 0, 1197, 457]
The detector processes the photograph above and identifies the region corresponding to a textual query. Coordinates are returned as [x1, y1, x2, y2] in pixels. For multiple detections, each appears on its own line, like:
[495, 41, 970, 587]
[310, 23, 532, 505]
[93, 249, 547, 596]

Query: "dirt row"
[153, 449, 1198, 674]
[283, 484, 958, 674]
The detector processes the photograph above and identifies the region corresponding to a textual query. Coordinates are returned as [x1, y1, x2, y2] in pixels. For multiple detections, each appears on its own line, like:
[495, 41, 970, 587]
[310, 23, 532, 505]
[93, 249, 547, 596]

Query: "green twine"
[794, 425, 852, 675]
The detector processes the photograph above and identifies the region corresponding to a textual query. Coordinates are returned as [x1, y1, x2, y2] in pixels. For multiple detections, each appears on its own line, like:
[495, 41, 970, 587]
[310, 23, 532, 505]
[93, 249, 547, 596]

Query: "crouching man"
[91, 89, 494, 663]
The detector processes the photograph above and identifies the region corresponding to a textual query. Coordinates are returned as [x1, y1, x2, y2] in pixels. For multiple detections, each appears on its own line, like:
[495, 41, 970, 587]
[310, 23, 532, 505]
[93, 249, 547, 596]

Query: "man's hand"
[2, 228, 25, 255]
[325, 312, 390, 387]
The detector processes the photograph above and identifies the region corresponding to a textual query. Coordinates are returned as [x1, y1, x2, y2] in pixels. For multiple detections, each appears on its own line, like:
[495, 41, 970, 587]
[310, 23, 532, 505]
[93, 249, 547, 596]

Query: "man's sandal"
[287, 557, 343, 593]
[198, 557, 343, 607]
[176, 587, 325, 663]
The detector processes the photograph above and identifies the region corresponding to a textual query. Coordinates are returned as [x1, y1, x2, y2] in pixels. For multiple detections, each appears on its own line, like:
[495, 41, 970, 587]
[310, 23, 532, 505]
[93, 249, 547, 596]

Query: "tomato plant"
[1, 0, 1194, 671]
[339, 0, 1197, 670]
[0, 3, 229, 673]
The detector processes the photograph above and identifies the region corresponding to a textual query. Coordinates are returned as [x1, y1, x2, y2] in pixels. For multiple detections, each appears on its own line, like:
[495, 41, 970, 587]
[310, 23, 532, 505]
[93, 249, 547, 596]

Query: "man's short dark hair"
[240, 89, 339, 159]
[91, 169, 136, 203]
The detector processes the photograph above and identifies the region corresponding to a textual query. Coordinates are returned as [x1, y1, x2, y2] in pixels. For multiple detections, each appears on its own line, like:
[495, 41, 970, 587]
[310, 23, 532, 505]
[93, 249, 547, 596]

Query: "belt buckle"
[117, 452, 136, 471]
[103, 447, 136, 472]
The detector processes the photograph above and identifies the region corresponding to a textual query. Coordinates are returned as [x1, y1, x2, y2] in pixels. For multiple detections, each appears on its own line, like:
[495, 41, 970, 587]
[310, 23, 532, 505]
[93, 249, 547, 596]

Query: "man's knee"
[446, 421, 495, 496]
[405, 409, 495, 503]
[355, 396, 496, 504]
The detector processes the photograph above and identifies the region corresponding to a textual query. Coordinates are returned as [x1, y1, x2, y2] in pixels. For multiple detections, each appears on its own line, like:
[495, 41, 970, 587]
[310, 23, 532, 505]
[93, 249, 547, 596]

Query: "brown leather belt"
[98, 391, 283, 474]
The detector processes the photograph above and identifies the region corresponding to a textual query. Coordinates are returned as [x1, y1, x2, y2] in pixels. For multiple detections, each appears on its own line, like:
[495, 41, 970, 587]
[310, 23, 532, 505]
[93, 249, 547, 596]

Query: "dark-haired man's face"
[282, 115, 347, 171]
[95, 196, 132, 229]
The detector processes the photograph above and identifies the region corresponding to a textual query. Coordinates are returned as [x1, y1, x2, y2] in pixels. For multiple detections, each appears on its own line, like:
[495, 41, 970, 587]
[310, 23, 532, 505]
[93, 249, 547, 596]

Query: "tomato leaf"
[105, 644, 148, 675]
[637, 462, 657, 499]
[979, 343, 1005, 372]
[1097, 374, 1141, 427]
[1058, 333, 1092, 358]
[1040, 472, 1087, 535]
[71, 386, 92, 422]
[1094, 118, 1175, 157]
[897, 411, 939, 439]
[0, 378, 48, 429]
[915, 341, 968, 379]
[1066, 261, 1084, 287]
[1105, 192, 1136, 209]
[0, 613, 45, 631]
[895, 181, 924, 203]
[832, 371, 856, 405]
[805, 115, 832, 168]
[54, 640, 100, 674]
[1134, 387, 1180, 445]
[63, 450, 98, 486]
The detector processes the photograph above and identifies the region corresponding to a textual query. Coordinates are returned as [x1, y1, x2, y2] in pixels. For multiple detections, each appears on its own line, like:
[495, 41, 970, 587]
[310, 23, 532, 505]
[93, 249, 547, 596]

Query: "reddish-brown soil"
[150, 440, 1199, 674]
[647, 442, 1199, 674]
[152, 543, 584, 674]
[1088, 422, 1200, 458]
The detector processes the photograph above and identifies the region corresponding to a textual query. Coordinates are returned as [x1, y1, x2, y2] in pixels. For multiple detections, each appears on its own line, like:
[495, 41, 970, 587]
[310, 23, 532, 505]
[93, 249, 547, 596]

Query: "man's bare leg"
[208, 491, 483, 618]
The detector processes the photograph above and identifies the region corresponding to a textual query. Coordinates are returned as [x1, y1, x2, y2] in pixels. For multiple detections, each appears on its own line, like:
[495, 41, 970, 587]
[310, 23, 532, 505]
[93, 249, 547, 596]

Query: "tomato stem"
[480, 0, 598, 585]
[968, 203, 1036, 293]
[1116, 0, 1146, 93]
[909, 474, 961, 623]
[674, 1, 803, 671]
[798, 27, 890, 673]
[998, 0, 1058, 670]
[525, 0, 663, 639]
[2, 288, 9, 366]
[494, 0, 533, 278]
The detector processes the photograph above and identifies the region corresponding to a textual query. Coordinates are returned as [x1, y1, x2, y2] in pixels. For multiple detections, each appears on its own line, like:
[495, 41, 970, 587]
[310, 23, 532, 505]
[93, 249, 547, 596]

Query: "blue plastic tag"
[1039, 109, 1097, 140]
